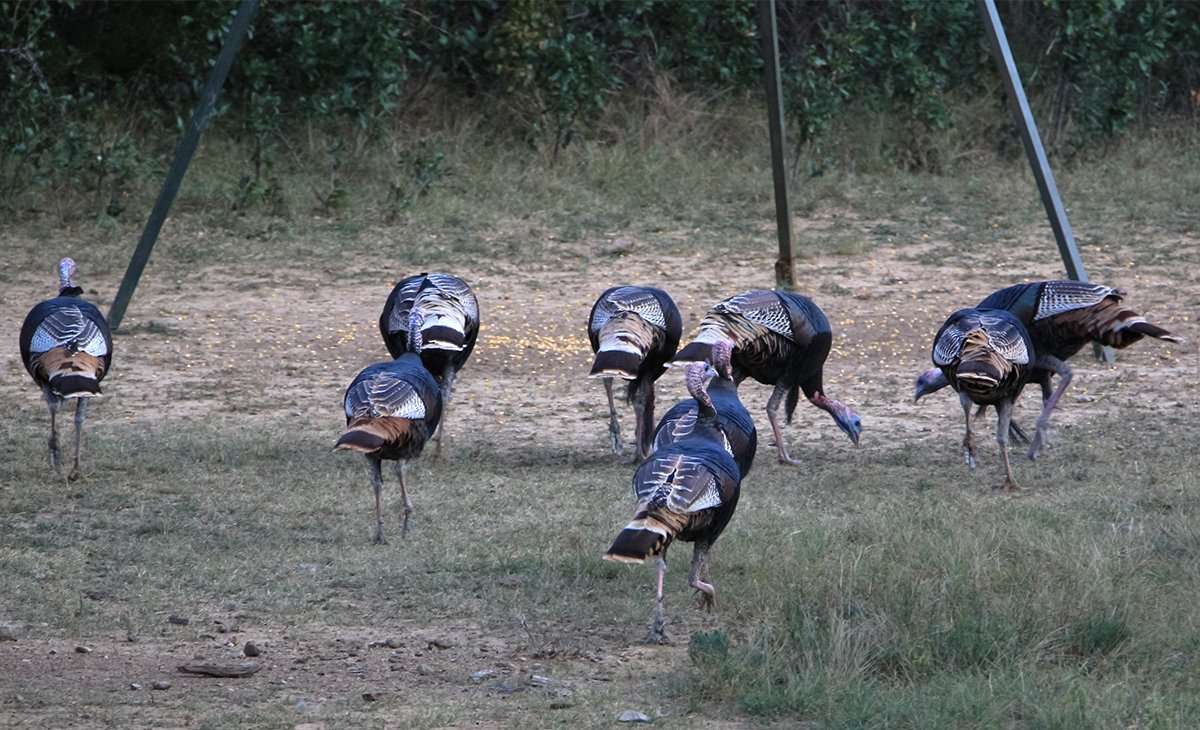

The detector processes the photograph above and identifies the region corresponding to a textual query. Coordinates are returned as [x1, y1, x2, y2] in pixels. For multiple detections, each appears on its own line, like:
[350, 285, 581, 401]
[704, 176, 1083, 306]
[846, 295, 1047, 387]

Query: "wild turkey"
[334, 353, 443, 544]
[653, 341, 756, 476]
[932, 308, 1035, 492]
[604, 360, 751, 644]
[379, 272, 478, 456]
[587, 285, 682, 460]
[915, 281, 1179, 458]
[673, 289, 860, 465]
[19, 258, 113, 481]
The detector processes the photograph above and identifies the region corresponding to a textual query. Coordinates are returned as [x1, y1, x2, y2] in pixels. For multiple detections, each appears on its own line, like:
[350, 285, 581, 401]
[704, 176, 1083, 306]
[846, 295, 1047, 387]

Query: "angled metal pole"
[978, 0, 1113, 362]
[757, 0, 797, 291]
[108, 0, 260, 331]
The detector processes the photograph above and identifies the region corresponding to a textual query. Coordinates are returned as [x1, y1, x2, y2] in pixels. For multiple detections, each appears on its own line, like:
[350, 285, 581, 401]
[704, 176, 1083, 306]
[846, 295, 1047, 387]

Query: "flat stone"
[428, 637, 455, 650]
[152, 681, 171, 691]
[167, 615, 190, 626]
[129, 683, 142, 691]
[618, 710, 652, 723]
[74, 646, 92, 654]
[470, 669, 497, 683]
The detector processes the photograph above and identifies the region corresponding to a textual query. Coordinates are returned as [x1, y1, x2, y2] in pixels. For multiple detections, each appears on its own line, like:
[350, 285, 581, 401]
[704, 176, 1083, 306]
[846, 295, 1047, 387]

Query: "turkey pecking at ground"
[673, 289, 860, 465]
[915, 281, 1180, 459]
[19, 258, 113, 481]
[932, 308, 1036, 492]
[334, 353, 443, 544]
[587, 285, 682, 460]
[653, 341, 757, 477]
[604, 360, 752, 644]
[379, 272, 478, 456]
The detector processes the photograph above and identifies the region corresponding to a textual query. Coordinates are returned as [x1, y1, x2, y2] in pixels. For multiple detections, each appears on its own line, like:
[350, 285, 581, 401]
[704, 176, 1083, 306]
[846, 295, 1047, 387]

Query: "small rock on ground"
[470, 669, 497, 683]
[152, 681, 171, 691]
[428, 637, 455, 650]
[243, 641, 261, 657]
[129, 683, 142, 691]
[167, 615, 190, 626]
[618, 710, 652, 723]
[74, 646, 92, 654]
[362, 692, 384, 702]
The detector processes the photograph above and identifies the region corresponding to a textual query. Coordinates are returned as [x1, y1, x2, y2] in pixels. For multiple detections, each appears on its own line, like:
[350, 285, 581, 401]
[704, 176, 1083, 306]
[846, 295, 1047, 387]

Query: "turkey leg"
[367, 456, 386, 544]
[767, 384, 802, 466]
[960, 392, 977, 472]
[603, 378, 622, 454]
[688, 543, 715, 611]
[68, 397, 88, 482]
[638, 380, 656, 461]
[434, 369, 455, 459]
[646, 554, 669, 644]
[994, 399, 1021, 492]
[43, 387, 62, 477]
[1028, 355, 1072, 461]
[394, 460, 414, 537]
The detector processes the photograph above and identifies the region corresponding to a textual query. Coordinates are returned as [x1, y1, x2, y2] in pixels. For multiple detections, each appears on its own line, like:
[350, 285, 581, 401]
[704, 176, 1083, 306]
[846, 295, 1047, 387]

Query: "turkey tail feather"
[1121, 319, 1181, 345]
[334, 417, 418, 454]
[674, 341, 713, 365]
[589, 350, 642, 380]
[590, 315, 654, 379]
[603, 510, 686, 563]
[35, 349, 104, 398]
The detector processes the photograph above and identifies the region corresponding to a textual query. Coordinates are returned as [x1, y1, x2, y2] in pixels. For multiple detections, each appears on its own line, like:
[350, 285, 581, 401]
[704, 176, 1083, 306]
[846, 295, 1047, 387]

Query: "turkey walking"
[915, 281, 1179, 459]
[379, 272, 478, 456]
[604, 360, 751, 644]
[932, 308, 1035, 492]
[653, 341, 756, 476]
[19, 258, 113, 481]
[587, 285, 682, 459]
[334, 354, 443, 544]
[673, 289, 860, 465]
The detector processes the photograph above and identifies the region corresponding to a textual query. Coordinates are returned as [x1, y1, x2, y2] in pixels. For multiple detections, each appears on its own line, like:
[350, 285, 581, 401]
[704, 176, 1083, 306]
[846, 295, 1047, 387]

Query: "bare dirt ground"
[0, 213, 1196, 728]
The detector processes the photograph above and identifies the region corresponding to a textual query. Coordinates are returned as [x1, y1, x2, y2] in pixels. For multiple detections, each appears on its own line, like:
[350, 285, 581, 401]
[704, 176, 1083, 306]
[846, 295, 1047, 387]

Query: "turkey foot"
[691, 582, 715, 612]
[994, 477, 1022, 493]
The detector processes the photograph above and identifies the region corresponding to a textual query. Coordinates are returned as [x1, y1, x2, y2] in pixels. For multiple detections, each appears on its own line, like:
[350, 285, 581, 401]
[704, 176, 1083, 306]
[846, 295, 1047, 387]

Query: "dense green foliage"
[2, 0, 1197, 209]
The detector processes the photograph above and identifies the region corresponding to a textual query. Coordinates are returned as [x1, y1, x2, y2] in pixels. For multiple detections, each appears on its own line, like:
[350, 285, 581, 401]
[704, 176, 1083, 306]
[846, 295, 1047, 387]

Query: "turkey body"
[932, 307, 1034, 491]
[19, 258, 113, 480]
[604, 362, 752, 643]
[674, 289, 860, 465]
[335, 353, 443, 544]
[587, 285, 682, 459]
[379, 272, 479, 455]
[916, 280, 1179, 458]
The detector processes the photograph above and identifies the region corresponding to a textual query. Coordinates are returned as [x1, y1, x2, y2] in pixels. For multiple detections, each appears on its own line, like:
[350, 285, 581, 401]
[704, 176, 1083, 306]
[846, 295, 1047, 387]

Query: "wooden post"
[108, 0, 260, 331]
[757, 0, 797, 291]
[978, 0, 1113, 362]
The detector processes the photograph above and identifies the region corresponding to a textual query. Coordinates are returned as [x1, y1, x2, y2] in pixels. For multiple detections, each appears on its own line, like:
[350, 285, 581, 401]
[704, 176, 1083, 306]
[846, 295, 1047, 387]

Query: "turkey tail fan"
[35, 349, 104, 398]
[603, 510, 687, 563]
[589, 313, 655, 380]
[673, 341, 714, 366]
[1125, 320, 1181, 343]
[419, 324, 466, 352]
[334, 417, 419, 454]
[955, 331, 1015, 399]
[589, 350, 642, 380]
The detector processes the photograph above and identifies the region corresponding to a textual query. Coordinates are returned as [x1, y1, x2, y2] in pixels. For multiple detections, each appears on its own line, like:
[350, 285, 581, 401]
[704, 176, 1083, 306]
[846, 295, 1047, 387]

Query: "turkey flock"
[18, 258, 1180, 643]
